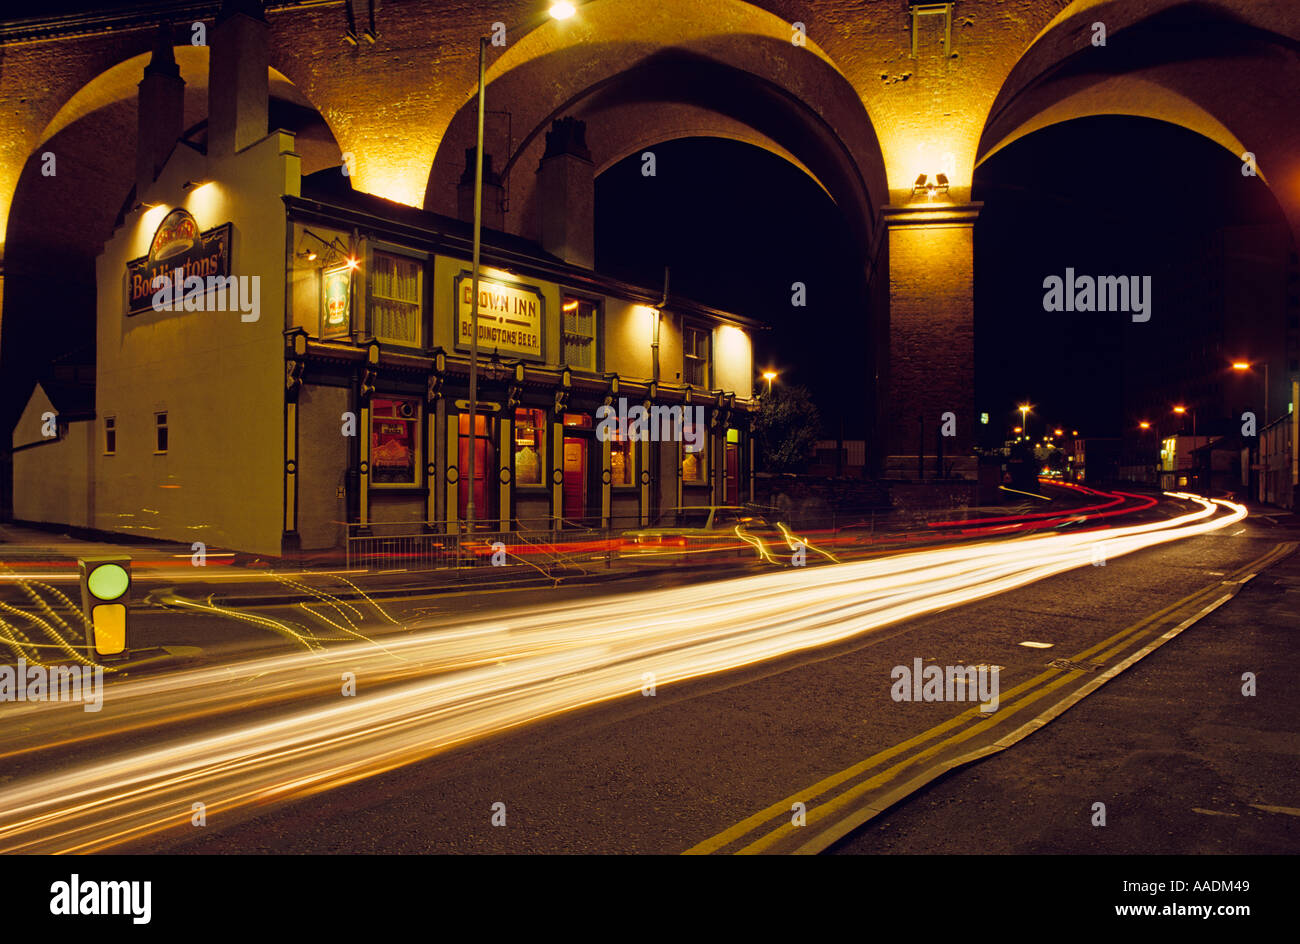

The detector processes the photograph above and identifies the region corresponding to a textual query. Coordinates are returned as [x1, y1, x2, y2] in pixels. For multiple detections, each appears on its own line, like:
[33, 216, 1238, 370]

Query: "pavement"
[0, 482, 1198, 613]
[831, 534, 1300, 855]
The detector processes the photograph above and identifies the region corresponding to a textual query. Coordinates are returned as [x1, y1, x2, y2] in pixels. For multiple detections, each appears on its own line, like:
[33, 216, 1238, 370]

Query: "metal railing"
[344, 519, 620, 574]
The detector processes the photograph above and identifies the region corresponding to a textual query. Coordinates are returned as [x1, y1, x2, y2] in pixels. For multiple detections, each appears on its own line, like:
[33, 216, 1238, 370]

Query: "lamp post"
[465, 34, 487, 530]
[1173, 404, 1199, 490]
[1138, 420, 1155, 484]
[762, 371, 777, 397]
[1231, 360, 1269, 426]
[465, 3, 577, 531]
[1173, 404, 1196, 438]
[1018, 403, 1031, 440]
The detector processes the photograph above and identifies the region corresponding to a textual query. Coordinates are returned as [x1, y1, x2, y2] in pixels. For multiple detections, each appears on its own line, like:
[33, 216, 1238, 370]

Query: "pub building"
[10, 7, 758, 559]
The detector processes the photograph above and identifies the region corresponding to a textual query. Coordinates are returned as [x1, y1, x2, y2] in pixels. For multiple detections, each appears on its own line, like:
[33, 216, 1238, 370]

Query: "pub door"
[458, 413, 496, 527]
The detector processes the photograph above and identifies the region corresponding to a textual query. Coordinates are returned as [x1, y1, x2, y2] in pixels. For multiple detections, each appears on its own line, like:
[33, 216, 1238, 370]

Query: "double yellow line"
[684, 541, 1295, 855]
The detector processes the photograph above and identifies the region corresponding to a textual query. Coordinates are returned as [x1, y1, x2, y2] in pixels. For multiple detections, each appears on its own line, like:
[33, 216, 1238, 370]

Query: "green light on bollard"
[87, 563, 130, 600]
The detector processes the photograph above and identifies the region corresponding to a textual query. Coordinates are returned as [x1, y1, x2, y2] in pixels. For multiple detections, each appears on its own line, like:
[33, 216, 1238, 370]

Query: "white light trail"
[0, 496, 1244, 853]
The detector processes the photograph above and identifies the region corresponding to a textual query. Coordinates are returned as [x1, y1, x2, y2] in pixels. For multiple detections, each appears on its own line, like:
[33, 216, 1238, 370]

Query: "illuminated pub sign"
[126, 208, 232, 316]
[321, 264, 352, 338]
[454, 272, 544, 360]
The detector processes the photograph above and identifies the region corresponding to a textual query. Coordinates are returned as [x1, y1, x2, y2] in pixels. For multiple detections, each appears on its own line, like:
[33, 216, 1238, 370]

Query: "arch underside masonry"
[1, 0, 1297, 481]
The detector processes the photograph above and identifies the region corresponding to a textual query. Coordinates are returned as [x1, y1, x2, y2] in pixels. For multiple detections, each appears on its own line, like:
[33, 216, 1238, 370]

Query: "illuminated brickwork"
[1, 0, 1297, 472]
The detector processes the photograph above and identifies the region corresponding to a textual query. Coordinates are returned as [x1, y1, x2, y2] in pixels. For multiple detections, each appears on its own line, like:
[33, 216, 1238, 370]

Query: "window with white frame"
[104, 416, 116, 455]
[370, 250, 423, 346]
[561, 296, 597, 370]
[683, 325, 710, 387]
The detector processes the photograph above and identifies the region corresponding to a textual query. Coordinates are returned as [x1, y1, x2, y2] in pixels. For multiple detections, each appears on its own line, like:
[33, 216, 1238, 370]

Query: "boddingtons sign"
[126, 208, 232, 316]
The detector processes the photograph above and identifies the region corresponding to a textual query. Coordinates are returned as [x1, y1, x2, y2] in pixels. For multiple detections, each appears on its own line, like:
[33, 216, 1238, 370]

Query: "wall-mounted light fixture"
[296, 228, 353, 267]
[912, 173, 950, 198]
[343, 0, 379, 44]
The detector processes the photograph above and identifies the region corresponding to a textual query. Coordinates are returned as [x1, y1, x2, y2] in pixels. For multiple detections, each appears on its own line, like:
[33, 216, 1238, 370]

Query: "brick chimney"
[536, 117, 594, 267]
[457, 147, 505, 231]
[208, 0, 269, 157]
[136, 22, 184, 196]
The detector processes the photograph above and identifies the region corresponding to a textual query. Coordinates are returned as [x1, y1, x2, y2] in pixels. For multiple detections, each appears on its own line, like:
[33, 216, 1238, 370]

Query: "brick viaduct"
[1, 0, 1296, 468]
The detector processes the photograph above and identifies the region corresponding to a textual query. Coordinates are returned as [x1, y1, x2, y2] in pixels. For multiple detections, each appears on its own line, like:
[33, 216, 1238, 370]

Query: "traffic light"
[78, 556, 131, 659]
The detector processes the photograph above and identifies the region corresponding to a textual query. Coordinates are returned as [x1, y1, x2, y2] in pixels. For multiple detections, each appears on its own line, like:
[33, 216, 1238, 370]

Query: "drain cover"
[1049, 658, 1103, 672]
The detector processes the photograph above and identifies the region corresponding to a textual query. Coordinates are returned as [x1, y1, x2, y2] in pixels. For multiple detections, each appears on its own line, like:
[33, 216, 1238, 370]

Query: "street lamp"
[1018, 403, 1031, 438]
[761, 370, 777, 396]
[1172, 404, 1197, 438]
[465, 3, 578, 530]
[1231, 359, 1269, 426]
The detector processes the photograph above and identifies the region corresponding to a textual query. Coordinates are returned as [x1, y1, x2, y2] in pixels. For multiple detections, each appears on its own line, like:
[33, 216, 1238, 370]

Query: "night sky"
[596, 121, 1290, 446]
[595, 137, 869, 438]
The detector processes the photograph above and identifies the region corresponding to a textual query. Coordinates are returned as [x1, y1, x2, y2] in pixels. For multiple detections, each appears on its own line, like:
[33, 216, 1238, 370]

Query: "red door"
[458, 414, 495, 525]
[562, 436, 587, 524]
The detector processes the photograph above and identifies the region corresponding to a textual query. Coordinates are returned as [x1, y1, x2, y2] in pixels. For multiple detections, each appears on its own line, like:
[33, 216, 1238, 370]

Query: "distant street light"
[1231, 359, 1269, 425]
[1173, 404, 1197, 438]
[1018, 403, 1031, 436]
[762, 370, 777, 396]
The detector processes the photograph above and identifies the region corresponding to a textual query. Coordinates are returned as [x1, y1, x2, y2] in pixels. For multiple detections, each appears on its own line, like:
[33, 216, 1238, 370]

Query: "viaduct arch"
[1, 0, 1296, 474]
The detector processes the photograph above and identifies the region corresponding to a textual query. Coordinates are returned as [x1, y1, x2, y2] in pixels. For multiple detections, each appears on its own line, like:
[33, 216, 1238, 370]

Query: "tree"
[752, 384, 821, 473]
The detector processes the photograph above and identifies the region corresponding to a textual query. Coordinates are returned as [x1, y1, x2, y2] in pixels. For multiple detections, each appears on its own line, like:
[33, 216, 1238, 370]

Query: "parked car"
[618, 506, 791, 564]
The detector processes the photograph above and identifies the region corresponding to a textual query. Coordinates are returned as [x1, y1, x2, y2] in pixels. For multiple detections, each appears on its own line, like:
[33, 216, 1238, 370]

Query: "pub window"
[154, 412, 168, 454]
[370, 250, 423, 347]
[683, 325, 710, 387]
[371, 396, 421, 486]
[104, 416, 116, 456]
[610, 426, 633, 487]
[514, 408, 546, 486]
[561, 296, 597, 370]
[681, 418, 707, 484]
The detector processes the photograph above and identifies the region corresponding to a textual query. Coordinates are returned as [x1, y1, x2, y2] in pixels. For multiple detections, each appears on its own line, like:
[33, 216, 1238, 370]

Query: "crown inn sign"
[454, 271, 544, 360]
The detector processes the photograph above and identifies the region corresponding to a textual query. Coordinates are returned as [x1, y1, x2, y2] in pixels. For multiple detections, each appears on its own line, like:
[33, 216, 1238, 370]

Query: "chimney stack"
[208, 0, 269, 157]
[457, 148, 505, 231]
[136, 22, 184, 196]
[536, 117, 594, 267]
